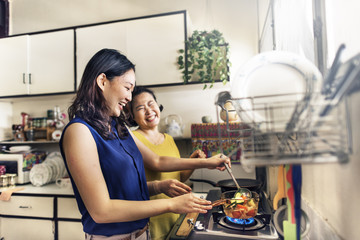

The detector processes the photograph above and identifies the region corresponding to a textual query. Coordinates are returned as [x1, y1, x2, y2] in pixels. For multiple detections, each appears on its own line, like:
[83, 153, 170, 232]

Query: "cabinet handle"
[19, 205, 32, 209]
[23, 73, 26, 84]
[29, 73, 32, 84]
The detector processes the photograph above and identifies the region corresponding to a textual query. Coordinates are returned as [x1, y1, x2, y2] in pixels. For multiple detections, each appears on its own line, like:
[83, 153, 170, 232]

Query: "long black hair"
[68, 48, 135, 139]
[127, 86, 163, 127]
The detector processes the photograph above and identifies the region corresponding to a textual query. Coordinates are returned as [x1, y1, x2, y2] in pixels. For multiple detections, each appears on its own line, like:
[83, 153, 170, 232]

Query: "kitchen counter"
[0, 183, 82, 240]
[0, 183, 74, 196]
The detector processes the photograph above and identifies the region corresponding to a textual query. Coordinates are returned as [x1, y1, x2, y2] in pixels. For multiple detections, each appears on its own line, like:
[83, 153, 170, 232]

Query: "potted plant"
[177, 29, 231, 89]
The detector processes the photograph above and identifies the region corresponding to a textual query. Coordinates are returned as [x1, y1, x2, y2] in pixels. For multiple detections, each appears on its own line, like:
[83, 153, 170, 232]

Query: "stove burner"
[218, 216, 265, 231]
[226, 216, 256, 226]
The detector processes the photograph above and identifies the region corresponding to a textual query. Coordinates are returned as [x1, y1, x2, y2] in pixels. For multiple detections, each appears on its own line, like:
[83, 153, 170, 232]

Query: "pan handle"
[189, 178, 218, 187]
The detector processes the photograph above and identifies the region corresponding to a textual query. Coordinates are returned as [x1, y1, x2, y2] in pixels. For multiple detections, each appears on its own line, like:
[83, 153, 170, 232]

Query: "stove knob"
[195, 222, 204, 231]
[187, 218, 194, 226]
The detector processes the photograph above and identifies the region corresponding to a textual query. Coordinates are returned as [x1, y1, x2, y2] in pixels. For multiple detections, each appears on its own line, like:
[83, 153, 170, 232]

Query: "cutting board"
[176, 212, 199, 237]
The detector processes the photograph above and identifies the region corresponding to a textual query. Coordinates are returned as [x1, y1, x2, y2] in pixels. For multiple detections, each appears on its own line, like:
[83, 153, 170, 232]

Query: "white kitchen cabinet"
[0, 195, 54, 239]
[0, 35, 29, 96]
[57, 197, 84, 240]
[0, 195, 53, 217]
[75, 21, 128, 89]
[0, 29, 75, 97]
[58, 221, 84, 240]
[125, 13, 184, 86]
[76, 12, 185, 89]
[0, 218, 54, 240]
[57, 197, 82, 219]
[0, 186, 83, 240]
[27, 30, 75, 95]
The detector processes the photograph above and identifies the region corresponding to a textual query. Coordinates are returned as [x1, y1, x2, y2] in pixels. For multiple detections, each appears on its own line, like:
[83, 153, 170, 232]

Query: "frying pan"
[190, 178, 262, 192]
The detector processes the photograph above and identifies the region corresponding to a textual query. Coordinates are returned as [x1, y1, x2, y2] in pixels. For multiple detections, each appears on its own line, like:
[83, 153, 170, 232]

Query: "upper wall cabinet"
[76, 12, 186, 88]
[0, 35, 29, 96]
[0, 29, 75, 97]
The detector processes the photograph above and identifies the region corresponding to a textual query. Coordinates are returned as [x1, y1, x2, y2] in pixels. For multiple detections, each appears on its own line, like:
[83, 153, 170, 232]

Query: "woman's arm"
[129, 130, 230, 172]
[62, 123, 212, 224]
[180, 149, 206, 182]
[148, 179, 192, 197]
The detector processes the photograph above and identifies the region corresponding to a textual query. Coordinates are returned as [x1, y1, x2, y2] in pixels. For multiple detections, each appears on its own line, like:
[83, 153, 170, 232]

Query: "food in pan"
[213, 190, 259, 219]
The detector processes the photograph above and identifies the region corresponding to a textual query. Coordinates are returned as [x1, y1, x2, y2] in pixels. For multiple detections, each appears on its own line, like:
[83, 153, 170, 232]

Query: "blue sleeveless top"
[59, 117, 149, 236]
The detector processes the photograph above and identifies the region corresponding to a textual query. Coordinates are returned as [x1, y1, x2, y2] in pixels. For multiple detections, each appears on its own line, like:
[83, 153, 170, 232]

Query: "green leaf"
[176, 29, 231, 89]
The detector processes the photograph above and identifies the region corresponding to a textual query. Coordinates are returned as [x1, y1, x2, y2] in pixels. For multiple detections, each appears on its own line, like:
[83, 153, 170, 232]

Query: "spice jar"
[6, 174, 17, 187]
[0, 175, 8, 188]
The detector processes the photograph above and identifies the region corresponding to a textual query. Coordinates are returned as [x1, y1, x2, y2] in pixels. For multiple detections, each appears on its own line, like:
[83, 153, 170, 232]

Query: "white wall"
[300, 0, 360, 239]
[2, 0, 258, 139]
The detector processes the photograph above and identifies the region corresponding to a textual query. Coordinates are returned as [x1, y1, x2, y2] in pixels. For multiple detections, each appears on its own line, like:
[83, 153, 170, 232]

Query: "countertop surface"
[1, 184, 207, 198]
[0, 183, 74, 196]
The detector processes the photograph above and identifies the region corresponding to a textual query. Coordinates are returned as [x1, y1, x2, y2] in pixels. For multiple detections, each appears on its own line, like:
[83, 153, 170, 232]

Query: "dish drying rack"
[217, 92, 351, 166]
[216, 48, 359, 166]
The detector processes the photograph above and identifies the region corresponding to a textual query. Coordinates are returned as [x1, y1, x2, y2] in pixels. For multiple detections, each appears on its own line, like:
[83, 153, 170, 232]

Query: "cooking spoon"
[220, 147, 252, 198]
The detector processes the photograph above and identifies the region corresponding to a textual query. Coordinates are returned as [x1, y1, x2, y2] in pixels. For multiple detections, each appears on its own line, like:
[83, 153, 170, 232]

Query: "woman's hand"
[189, 149, 206, 158]
[157, 179, 192, 197]
[206, 153, 231, 171]
[169, 193, 212, 214]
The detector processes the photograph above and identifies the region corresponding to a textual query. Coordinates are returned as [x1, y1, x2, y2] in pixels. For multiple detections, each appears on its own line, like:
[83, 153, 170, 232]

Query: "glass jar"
[0, 175, 8, 188]
[41, 117, 47, 128]
[6, 174, 17, 187]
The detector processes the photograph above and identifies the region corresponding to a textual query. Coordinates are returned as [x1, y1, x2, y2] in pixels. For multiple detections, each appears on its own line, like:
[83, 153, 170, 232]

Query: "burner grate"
[218, 216, 265, 231]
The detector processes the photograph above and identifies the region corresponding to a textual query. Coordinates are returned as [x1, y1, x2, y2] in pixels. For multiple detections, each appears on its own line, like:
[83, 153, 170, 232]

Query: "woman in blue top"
[60, 48, 230, 240]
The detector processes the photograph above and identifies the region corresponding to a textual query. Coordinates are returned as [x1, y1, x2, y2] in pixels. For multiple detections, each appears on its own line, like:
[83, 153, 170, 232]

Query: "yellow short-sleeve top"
[132, 131, 181, 240]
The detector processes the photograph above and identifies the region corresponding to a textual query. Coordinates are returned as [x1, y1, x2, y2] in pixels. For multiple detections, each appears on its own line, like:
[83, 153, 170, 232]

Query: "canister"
[6, 174, 17, 187]
[0, 175, 8, 188]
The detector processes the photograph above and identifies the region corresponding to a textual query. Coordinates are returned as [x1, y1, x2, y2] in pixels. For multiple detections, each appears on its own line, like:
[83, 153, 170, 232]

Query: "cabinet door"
[76, 12, 185, 89]
[57, 197, 81, 219]
[76, 22, 127, 89]
[126, 13, 184, 86]
[0, 218, 54, 240]
[0, 35, 29, 96]
[0, 195, 54, 217]
[28, 29, 75, 94]
[58, 221, 84, 240]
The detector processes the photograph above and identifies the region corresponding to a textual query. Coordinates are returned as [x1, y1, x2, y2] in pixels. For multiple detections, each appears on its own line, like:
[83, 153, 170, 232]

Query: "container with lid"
[0, 175, 8, 188]
[6, 174, 17, 187]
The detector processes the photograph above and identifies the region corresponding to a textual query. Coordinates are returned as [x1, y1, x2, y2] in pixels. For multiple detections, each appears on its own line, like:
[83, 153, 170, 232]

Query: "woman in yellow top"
[128, 86, 205, 240]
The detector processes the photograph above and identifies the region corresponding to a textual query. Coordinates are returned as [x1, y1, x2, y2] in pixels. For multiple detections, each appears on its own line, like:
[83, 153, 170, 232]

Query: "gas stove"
[166, 189, 279, 240]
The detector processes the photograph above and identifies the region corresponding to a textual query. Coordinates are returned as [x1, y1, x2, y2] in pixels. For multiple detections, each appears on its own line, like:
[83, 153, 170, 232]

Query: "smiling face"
[100, 69, 135, 117]
[131, 92, 161, 130]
